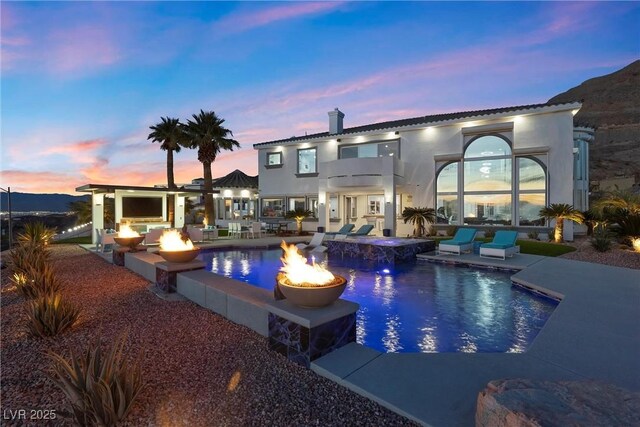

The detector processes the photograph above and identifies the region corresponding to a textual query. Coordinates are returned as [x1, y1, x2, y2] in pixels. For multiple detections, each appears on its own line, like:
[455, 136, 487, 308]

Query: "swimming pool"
[198, 248, 557, 353]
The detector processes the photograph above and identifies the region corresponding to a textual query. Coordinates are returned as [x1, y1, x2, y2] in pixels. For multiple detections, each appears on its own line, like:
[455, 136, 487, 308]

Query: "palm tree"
[593, 189, 640, 238]
[402, 207, 436, 237]
[181, 110, 239, 225]
[68, 199, 92, 225]
[148, 117, 184, 227]
[285, 208, 313, 235]
[539, 203, 584, 243]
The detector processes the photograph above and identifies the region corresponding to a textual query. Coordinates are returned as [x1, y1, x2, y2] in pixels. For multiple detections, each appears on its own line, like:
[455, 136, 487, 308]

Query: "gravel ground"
[1, 245, 415, 426]
[559, 236, 640, 270]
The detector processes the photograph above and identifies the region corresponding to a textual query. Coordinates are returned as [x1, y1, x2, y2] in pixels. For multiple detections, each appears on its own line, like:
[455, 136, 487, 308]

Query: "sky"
[1, 1, 638, 195]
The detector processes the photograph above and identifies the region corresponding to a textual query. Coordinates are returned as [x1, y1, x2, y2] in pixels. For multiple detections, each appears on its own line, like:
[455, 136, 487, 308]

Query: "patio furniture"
[98, 229, 116, 253]
[202, 227, 218, 241]
[144, 227, 166, 246]
[347, 224, 374, 237]
[438, 228, 478, 255]
[325, 224, 355, 237]
[479, 230, 520, 260]
[296, 232, 327, 252]
[187, 226, 205, 242]
[248, 222, 263, 239]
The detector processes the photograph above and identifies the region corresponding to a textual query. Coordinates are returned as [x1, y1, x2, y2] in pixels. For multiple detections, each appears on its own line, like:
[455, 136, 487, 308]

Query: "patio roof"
[75, 183, 219, 195]
[213, 169, 259, 189]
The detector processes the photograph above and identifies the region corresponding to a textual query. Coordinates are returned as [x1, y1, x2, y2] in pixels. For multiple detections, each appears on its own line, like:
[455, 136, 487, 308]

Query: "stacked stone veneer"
[326, 239, 435, 264]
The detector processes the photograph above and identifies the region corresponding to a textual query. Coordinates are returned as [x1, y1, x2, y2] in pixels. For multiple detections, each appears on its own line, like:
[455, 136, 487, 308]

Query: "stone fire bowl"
[158, 248, 201, 263]
[277, 273, 347, 308]
[114, 236, 145, 249]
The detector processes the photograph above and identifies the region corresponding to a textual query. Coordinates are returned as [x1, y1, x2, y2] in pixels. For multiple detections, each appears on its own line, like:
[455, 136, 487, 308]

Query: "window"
[261, 198, 283, 217]
[288, 197, 305, 211]
[367, 195, 384, 215]
[266, 152, 283, 168]
[436, 163, 458, 224]
[340, 140, 399, 159]
[329, 196, 339, 219]
[464, 135, 511, 158]
[297, 148, 317, 175]
[345, 196, 357, 218]
[308, 197, 318, 218]
[518, 157, 546, 225]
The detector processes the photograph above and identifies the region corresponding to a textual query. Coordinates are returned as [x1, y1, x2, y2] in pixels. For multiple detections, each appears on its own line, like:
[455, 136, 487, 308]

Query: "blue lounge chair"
[438, 228, 477, 255]
[325, 224, 355, 237]
[348, 224, 374, 237]
[479, 230, 520, 260]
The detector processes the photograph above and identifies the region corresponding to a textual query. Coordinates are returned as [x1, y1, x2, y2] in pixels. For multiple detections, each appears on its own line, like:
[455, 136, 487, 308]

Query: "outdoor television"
[122, 196, 163, 218]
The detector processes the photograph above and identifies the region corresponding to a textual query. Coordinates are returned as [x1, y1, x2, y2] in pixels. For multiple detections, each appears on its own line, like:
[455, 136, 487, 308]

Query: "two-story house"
[253, 103, 593, 239]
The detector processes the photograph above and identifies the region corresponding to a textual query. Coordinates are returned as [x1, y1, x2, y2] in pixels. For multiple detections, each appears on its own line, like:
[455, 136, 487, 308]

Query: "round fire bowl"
[277, 273, 347, 308]
[114, 236, 145, 249]
[158, 248, 201, 263]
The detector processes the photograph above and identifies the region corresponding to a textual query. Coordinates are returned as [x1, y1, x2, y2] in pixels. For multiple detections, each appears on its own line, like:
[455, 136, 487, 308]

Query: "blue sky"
[1, 1, 638, 194]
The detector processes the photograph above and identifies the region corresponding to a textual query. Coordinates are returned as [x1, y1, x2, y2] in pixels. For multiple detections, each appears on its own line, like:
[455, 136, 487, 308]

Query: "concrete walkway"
[312, 257, 640, 426]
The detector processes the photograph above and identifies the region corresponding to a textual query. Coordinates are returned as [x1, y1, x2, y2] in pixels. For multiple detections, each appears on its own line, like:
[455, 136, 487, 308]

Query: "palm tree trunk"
[167, 149, 176, 227]
[203, 161, 215, 226]
[297, 219, 303, 235]
[555, 218, 564, 243]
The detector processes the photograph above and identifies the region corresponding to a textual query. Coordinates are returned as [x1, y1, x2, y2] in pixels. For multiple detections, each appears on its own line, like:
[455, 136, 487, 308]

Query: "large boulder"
[476, 379, 640, 427]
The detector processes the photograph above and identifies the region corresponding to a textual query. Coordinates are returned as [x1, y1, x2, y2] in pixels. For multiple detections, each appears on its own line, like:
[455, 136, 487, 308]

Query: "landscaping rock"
[476, 379, 640, 427]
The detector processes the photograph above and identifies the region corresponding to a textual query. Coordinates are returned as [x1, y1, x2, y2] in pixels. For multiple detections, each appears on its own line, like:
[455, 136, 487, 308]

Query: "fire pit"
[276, 241, 346, 307]
[114, 222, 145, 250]
[158, 229, 201, 263]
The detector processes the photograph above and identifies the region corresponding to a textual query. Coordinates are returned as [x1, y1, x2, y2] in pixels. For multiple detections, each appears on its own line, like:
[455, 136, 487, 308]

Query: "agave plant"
[17, 222, 56, 247]
[13, 264, 61, 299]
[285, 208, 313, 235]
[539, 204, 584, 243]
[47, 333, 144, 426]
[8, 243, 50, 276]
[402, 207, 436, 238]
[26, 292, 80, 337]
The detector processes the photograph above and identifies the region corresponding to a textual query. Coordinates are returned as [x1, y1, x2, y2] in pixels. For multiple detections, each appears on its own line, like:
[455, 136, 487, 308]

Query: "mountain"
[548, 60, 640, 182]
[0, 192, 89, 213]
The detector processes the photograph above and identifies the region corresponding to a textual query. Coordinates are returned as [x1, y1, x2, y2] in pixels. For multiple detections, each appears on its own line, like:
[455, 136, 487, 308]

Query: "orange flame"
[119, 222, 140, 238]
[280, 241, 334, 286]
[159, 229, 194, 251]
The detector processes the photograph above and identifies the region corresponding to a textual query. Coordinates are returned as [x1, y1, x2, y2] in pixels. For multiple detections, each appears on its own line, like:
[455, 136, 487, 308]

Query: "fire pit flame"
[279, 241, 335, 286]
[118, 222, 140, 238]
[159, 229, 194, 251]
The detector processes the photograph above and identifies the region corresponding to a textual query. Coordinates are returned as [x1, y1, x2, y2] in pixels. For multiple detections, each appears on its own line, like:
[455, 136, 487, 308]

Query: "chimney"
[328, 108, 345, 134]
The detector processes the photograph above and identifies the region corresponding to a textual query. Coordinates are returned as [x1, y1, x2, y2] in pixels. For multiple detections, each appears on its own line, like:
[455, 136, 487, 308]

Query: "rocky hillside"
[548, 60, 640, 182]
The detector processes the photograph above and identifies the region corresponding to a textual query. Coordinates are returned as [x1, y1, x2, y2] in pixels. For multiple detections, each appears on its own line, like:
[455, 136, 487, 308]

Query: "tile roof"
[212, 169, 259, 189]
[252, 101, 581, 147]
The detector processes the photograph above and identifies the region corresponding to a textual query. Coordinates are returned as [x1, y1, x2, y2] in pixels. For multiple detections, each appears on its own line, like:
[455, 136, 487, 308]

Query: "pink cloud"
[1, 170, 79, 194]
[46, 25, 120, 73]
[213, 2, 344, 35]
[43, 138, 107, 156]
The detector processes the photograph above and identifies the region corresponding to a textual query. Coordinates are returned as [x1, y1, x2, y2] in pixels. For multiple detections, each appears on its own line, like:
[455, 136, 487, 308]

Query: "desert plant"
[483, 229, 496, 239]
[8, 243, 50, 276]
[445, 226, 458, 237]
[26, 292, 80, 337]
[47, 333, 144, 426]
[539, 204, 584, 243]
[527, 230, 539, 240]
[401, 207, 436, 238]
[590, 225, 612, 252]
[17, 222, 56, 247]
[425, 225, 436, 237]
[285, 208, 313, 235]
[14, 264, 61, 299]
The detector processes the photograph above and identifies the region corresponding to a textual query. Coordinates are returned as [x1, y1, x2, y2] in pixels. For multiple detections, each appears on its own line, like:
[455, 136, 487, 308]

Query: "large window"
[297, 148, 317, 174]
[340, 140, 399, 159]
[261, 198, 283, 217]
[288, 197, 305, 211]
[434, 134, 547, 227]
[266, 152, 283, 168]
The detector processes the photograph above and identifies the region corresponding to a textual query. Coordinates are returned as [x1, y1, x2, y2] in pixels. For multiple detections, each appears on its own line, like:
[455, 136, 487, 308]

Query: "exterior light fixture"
[395, 131, 399, 135]
[337, 138, 341, 142]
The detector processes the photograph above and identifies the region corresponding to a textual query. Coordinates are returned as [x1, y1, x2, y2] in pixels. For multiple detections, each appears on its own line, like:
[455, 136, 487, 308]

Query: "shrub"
[445, 226, 458, 237]
[483, 229, 496, 239]
[401, 207, 436, 238]
[8, 244, 50, 276]
[527, 231, 539, 240]
[17, 222, 56, 247]
[425, 225, 436, 237]
[13, 264, 61, 299]
[591, 226, 612, 253]
[26, 292, 80, 337]
[47, 333, 144, 426]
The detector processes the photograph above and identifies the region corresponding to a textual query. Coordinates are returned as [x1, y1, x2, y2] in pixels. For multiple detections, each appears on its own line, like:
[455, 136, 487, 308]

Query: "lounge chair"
[296, 232, 327, 252]
[438, 228, 477, 255]
[98, 229, 116, 253]
[325, 224, 355, 237]
[347, 224, 374, 237]
[479, 230, 520, 260]
[144, 227, 166, 246]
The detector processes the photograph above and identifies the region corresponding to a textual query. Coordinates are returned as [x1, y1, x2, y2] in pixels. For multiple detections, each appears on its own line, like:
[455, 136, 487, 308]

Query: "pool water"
[198, 248, 557, 353]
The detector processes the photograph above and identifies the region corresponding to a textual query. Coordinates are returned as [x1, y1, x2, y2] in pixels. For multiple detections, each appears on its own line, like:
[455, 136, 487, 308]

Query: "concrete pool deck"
[312, 257, 640, 426]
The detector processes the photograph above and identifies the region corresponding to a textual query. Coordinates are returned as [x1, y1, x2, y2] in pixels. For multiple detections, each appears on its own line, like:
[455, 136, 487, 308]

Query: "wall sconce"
[337, 138, 341, 142]
[394, 131, 399, 135]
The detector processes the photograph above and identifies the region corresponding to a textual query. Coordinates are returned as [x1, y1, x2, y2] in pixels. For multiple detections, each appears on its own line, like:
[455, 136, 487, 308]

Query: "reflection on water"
[199, 249, 557, 354]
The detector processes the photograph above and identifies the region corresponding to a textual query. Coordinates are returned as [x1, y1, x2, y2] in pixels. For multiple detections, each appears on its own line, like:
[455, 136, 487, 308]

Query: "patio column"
[92, 193, 104, 244]
[318, 178, 329, 232]
[174, 196, 185, 228]
[383, 175, 396, 236]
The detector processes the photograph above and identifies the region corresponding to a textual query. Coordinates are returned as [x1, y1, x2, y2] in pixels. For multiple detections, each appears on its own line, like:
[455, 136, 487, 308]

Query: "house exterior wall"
[255, 104, 583, 238]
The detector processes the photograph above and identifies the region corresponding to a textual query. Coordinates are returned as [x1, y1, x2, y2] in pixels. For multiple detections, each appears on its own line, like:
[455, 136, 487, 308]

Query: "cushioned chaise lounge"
[438, 228, 477, 255]
[325, 224, 355, 237]
[347, 224, 374, 237]
[296, 232, 327, 253]
[479, 230, 520, 260]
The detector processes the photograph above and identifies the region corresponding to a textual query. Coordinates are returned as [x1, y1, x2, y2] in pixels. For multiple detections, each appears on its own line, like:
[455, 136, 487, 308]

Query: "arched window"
[463, 135, 512, 225]
[436, 162, 458, 224]
[518, 157, 546, 226]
